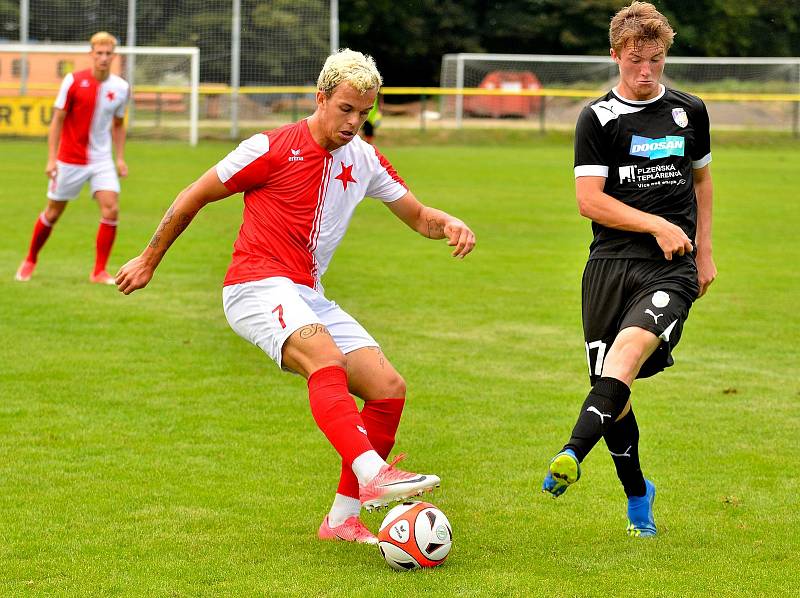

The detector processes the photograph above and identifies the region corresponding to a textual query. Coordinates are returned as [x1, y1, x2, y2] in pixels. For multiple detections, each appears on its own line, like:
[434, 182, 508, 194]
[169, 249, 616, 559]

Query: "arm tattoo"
[298, 324, 331, 340]
[149, 205, 195, 251]
[426, 217, 445, 239]
[174, 213, 192, 236]
[149, 205, 175, 249]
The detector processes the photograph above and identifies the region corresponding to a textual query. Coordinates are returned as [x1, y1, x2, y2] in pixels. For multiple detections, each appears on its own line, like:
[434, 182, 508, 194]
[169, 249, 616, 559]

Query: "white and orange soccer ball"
[377, 501, 452, 571]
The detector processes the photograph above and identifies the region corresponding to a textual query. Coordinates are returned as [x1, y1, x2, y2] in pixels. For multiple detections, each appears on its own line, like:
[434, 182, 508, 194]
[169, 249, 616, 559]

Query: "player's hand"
[444, 219, 476, 259]
[116, 159, 128, 178]
[116, 255, 155, 295]
[652, 217, 693, 260]
[45, 160, 57, 180]
[695, 249, 717, 298]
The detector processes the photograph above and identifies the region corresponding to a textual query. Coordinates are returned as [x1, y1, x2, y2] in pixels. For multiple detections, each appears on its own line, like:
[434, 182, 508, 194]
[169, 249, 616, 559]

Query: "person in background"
[16, 31, 129, 284]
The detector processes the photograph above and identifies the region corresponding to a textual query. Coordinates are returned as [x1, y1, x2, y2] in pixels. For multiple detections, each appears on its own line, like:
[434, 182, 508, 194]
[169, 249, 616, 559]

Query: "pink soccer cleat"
[318, 515, 378, 545]
[89, 270, 116, 285]
[15, 260, 36, 282]
[359, 454, 441, 512]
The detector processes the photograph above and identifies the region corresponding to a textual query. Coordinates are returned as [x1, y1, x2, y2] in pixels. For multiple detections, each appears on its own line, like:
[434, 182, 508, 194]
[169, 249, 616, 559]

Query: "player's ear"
[315, 91, 326, 109]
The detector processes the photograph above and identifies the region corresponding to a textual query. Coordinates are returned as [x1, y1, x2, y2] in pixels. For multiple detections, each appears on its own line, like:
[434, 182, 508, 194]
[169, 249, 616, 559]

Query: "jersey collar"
[611, 84, 665, 106]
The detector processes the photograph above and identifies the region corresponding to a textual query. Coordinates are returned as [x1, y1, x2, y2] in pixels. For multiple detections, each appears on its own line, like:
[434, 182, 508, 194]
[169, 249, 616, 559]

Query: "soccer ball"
[377, 501, 452, 571]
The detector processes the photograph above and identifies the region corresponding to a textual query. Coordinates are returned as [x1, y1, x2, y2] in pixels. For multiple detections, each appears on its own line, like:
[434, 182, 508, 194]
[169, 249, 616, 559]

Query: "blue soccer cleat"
[626, 479, 657, 537]
[542, 448, 581, 498]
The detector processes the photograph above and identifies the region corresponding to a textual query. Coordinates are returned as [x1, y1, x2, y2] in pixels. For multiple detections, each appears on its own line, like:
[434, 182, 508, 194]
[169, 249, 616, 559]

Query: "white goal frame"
[442, 53, 800, 128]
[1, 43, 200, 146]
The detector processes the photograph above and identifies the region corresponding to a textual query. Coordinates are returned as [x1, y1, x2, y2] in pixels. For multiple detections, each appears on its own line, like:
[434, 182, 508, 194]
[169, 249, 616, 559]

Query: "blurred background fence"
[1, 1, 799, 142]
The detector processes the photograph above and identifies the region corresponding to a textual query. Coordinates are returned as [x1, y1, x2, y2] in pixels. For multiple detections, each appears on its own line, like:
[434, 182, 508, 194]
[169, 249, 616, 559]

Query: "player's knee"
[604, 337, 654, 382]
[358, 371, 406, 401]
[102, 205, 119, 221]
[45, 209, 63, 224]
[382, 372, 406, 399]
[617, 341, 647, 366]
[45, 203, 66, 224]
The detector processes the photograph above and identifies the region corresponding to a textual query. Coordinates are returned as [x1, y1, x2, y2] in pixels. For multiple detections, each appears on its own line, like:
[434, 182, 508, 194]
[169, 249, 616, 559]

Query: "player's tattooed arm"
[148, 203, 196, 252]
[116, 166, 234, 295]
[426, 217, 445, 239]
[422, 207, 476, 258]
[144, 167, 232, 259]
[148, 205, 174, 249]
[386, 192, 476, 258]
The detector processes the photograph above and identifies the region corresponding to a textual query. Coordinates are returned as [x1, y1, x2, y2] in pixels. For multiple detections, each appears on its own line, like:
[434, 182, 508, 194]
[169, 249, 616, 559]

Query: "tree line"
[342, 0, 800, 87]
[2, 0, 798, 86]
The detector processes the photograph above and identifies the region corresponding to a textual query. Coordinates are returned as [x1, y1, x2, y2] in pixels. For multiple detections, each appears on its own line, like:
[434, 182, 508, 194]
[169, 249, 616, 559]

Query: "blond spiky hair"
[90, 31, 118, 49]
[317, 48, 382, 97]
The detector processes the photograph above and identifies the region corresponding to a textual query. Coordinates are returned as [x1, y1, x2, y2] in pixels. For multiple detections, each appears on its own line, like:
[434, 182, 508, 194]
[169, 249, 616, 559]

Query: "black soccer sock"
[604, 406, 646, 498]
[563, 377, 631, 462]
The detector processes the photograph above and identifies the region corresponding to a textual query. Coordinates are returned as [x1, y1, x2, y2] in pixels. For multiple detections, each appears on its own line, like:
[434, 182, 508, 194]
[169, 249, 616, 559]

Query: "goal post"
[0, 43, 200, 146]
[441, 53, 800, 133]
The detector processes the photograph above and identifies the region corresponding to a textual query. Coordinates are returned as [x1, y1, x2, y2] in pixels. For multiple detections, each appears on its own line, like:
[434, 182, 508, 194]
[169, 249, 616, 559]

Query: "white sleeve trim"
[363, 138, 408, 202]
[379, 186, 409, 203]
[114, 77, 130, 118]
[574, 165, 609, 178]
[215, 133, 270, 183]
[54, 73, 74, 110]
[692, 153, 712, 169]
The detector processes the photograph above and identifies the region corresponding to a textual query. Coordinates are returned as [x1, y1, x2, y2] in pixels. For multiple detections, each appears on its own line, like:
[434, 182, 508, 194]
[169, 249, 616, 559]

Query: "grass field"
[1, 133, 798, 597]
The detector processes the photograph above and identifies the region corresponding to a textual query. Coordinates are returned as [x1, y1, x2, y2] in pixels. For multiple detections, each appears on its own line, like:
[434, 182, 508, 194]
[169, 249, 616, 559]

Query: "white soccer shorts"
[47, 160, 120, 200]
[222, 276, 379, 369]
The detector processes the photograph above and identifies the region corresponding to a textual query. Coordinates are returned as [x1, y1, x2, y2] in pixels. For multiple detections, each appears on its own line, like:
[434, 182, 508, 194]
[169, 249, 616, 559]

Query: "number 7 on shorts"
[272, 304, 286, 329]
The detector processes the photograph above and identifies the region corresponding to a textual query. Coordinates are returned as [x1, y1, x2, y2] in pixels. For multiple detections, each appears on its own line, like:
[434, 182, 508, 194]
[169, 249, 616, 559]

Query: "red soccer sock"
[25, 213, 54, 264]
[94, 218, 117, 275]
[308, 366, 374, 467]
[337, 397, 405, 498]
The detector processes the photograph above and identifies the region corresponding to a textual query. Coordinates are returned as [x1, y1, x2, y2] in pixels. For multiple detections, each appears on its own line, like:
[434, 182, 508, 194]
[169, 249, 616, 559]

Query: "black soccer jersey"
[573, 85, 711, 260]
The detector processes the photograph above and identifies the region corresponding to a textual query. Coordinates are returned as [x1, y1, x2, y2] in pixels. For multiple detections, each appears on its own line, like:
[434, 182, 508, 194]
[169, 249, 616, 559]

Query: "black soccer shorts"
[581, 257, 700, 385]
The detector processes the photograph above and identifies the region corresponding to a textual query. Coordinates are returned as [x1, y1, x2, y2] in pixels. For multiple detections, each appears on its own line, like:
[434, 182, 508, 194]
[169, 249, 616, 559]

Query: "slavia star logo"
[106, 91, 115, 101]
[335, 162, 357, 191]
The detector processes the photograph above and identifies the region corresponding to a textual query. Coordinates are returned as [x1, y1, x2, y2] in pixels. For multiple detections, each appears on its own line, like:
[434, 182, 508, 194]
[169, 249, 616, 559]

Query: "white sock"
[328, 493, 362, 527]
[351, 450, 386, 486]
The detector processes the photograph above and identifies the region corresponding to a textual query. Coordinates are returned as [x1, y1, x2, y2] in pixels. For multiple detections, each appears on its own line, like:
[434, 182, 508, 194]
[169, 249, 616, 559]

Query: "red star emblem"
[334, 162, 357, 191]
[106, 91, 115, 101]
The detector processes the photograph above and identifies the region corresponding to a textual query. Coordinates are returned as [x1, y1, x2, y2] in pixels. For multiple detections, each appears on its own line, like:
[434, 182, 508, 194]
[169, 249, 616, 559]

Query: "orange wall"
[0, 52, 124, 96]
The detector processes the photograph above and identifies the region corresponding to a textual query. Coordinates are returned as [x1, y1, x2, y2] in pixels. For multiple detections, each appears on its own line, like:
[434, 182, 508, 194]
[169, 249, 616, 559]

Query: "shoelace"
[386, 453, 407, 469]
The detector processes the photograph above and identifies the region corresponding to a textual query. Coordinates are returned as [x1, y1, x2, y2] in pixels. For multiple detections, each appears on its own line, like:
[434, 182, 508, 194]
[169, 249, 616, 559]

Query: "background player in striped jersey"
[115, 49, 475, 544]
[16, 31, 129, 284]
[541, 2, 716, 537]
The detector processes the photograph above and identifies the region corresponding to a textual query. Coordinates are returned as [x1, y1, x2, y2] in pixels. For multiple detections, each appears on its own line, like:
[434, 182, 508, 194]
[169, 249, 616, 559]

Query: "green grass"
[0, 133, 798, 596]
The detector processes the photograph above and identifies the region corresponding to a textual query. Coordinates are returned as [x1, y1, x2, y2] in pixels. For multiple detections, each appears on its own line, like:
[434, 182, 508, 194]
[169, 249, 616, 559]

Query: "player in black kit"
[541, 1, 717, 537]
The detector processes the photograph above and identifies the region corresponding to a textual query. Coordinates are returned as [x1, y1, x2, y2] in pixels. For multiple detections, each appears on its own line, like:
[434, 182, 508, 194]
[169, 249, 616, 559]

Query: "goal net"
[3, 0, 332, 137]
[132, 0, 331, 134]
[441, 53, 800, 132]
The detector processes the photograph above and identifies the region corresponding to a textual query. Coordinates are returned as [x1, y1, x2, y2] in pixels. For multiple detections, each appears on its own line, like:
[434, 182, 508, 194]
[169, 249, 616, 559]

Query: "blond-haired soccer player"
[16, 31, 129, 284]
[116, 49, 475, 544]
[541, 2, 716, 537]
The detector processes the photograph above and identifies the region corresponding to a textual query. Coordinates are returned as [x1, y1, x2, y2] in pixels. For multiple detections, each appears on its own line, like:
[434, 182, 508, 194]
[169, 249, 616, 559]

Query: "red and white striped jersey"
[216, 119, 408, 289]
[54, 69, 129, 165]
